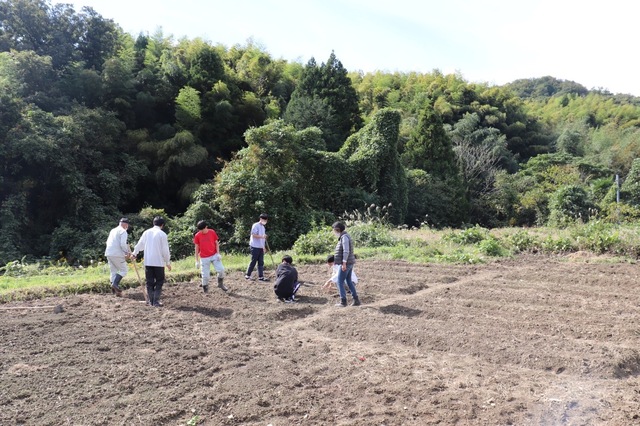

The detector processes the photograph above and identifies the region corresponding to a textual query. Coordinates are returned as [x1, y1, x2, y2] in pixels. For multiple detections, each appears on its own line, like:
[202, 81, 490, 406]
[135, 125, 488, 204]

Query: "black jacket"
[274, 263, 298, 298]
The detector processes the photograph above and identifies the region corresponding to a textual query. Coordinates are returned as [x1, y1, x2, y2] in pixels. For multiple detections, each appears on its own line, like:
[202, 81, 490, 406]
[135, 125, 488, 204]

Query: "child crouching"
[322, 254, 358, 292]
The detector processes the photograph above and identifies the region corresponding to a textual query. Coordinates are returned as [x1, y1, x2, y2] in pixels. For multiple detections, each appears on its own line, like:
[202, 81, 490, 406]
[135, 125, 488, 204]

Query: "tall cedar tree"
[403, 101, 458, 179]
[402, 101, 468, 226]
[285, 52, 362, 151]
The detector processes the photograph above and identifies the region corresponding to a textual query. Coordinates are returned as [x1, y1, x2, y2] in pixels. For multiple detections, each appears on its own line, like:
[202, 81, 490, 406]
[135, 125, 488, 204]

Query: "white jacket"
[105, 225, 130, 257]
[133, 226, 171, 267]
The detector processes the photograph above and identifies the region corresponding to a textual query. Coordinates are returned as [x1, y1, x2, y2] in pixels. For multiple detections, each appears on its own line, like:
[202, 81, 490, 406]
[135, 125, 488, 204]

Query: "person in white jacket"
[133, 216, 172, 307]
[104, 218, 131, 296]
[322, 254, 358, 292]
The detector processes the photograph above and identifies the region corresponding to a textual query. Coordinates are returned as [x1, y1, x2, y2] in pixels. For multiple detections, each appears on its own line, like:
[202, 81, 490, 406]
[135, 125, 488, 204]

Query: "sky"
[59, 0, 639, 96]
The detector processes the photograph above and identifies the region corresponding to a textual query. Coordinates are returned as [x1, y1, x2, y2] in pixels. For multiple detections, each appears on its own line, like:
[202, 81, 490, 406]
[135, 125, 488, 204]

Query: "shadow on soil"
[378, 304, 423, 318]
[173, 305, 234, 318]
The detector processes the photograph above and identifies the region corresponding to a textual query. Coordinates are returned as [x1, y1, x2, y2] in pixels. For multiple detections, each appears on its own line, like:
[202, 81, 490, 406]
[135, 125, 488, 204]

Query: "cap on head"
[119, 218, 130, 224]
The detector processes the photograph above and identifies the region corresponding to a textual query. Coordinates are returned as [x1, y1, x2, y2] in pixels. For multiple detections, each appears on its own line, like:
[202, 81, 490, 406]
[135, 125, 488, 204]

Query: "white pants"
[201, 253, 225, 287]
[107, 256, 128, 283]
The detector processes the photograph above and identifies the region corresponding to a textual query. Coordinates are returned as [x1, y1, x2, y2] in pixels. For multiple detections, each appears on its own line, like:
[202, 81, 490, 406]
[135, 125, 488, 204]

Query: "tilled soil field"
[2, 256, 640, 425]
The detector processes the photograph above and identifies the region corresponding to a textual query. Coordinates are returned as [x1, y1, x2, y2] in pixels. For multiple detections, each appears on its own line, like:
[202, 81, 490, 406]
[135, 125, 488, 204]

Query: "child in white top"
[322, 254, 358, 291]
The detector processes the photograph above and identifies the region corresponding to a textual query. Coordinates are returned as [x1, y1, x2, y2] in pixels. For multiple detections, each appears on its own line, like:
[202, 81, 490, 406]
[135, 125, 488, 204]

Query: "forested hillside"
[2, 0, 640, 264]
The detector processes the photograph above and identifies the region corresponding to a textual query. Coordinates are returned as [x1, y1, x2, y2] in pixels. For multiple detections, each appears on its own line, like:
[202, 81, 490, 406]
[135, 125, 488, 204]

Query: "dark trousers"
[145, 266, 165, 306]
[246, 246, 265, 278]
[275, 282, 301, 299]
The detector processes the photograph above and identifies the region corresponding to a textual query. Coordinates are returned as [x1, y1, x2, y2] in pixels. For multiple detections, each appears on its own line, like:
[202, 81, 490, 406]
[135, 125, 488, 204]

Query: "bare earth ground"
[2, 255, 640, 426]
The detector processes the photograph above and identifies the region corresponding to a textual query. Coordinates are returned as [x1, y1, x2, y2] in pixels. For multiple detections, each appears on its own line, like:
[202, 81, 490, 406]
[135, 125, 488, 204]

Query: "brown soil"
[2, 256, 640, 425]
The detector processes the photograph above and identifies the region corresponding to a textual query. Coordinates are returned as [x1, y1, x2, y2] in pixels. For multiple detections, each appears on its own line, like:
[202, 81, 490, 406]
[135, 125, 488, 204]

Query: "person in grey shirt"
[332, 221, 360, 307]
[245, 213, 269, 281]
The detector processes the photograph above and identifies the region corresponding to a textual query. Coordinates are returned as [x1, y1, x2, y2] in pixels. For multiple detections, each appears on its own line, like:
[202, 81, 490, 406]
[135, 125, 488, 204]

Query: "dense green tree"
[556, 122, 587, 156]
[285, 52, 361, 150]
[187, 42, 224, 93]
[175, 86, 201, 131]
[283, 94, 335, 148]
[0, 105, 146, 262]
[214, 120, 337, 250]
[491, 153, 594, 226]
[101, 56, 136, 125]
[0, 0, 121, 70]
[403, 101, 458, 177]
[340, 109, 407, 223]
[76, 7, 121, 71]
[448, 113, 510, 225]
[506, 76, 588, 99]
[405, 169, 465, 228]
[137, 129, 209, 212]
[620, 158, 640, 207]
[548, 185, 595, 226]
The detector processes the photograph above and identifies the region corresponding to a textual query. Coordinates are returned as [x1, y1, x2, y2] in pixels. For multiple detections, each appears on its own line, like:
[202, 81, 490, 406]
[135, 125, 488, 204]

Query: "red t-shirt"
[193, 229, 219, 258]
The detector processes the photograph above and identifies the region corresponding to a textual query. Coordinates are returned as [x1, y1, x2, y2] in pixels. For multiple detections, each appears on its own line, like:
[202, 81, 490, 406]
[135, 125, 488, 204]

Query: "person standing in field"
[332, 221, 360, 307]
[245, 213, 269, 281]
[104, 217, 131, 297]
[132, 216, 172, 307]
[194, 220, 228, 294]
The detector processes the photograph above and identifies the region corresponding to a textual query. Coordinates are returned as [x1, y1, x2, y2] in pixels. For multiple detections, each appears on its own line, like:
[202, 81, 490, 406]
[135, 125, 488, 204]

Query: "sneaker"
[258, 277, 269, 282]
[284, 297, 296, 303]
[203, 285, 209, 294]
[244, 275, 252, 280]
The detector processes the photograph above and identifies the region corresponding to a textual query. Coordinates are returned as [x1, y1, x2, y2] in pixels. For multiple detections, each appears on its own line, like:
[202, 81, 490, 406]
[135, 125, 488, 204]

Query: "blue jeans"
[246, 246, 265, 278]
[337, 264, 357, 300]
[201, 253, 225, 287]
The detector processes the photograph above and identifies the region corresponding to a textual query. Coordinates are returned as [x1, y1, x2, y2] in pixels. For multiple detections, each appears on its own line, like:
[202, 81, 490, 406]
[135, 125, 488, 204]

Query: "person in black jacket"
[274, 255, 300, 303]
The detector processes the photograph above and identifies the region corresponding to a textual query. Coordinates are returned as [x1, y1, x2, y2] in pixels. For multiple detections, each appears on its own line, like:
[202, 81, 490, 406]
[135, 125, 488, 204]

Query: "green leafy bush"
[477, 236, 507, 257]
[507, 230, 539, 253]
[443, 225, 487, 245]
[435, 249, 482, 264]
[540, 236, 576, 254]
[548, 185, 596, 227]
[348, 222, 396, 248]
[292, 228, 335, 255]
[571, 220, 620, 254]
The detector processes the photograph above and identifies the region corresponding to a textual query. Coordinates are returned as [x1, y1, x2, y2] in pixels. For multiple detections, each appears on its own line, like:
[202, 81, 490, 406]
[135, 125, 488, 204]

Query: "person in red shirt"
[193, 220, 228, 293]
